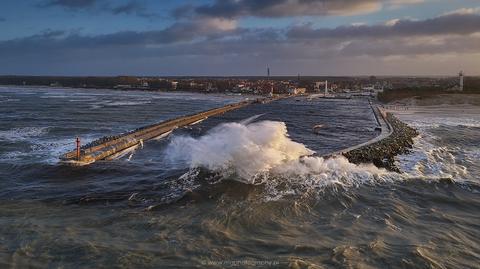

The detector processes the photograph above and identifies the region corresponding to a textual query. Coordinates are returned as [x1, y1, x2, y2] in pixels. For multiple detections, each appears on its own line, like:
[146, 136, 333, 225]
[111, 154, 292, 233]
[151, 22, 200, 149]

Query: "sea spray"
[165, 120, 313, 182]
[239, 113, 265, 125]
[0, 127, 50, 141]
[165, 120, 390, 195]
[393, 107, 480, 184]
[265, 155, 390, 200]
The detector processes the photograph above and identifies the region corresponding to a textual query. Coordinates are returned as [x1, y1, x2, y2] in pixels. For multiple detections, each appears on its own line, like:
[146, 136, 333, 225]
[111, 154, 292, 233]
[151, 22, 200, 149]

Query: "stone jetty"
[343, 112, 418, 171]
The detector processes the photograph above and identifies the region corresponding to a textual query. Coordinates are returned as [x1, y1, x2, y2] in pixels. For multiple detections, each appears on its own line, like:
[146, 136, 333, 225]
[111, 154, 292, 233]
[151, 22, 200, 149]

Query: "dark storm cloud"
[339, 35, 480, 57]
[175, 0, 384, 18]
[1, 12, 480, 56]
[37, 0, 156, 18]
[1, 10, 479, 75]
[39, 0, 98, 9]
[109, 1, 156, 18]
[287, 13, 480, 39]
[0, 19, 241, 55]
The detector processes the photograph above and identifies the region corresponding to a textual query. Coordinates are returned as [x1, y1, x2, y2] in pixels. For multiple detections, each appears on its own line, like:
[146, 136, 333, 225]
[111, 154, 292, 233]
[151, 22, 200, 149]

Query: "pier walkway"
[327, 102, 393, 157]
[60, 100, 257, 165]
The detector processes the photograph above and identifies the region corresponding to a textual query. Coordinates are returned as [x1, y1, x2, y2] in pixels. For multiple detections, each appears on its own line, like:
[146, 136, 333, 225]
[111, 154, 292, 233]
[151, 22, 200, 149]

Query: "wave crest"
[166, 120, 313, 182]
[165, 120, 390, 198]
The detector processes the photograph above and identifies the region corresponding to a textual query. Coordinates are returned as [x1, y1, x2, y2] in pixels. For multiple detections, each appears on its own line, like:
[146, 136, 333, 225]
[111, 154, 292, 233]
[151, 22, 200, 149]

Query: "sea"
[0, 86, 479, 268]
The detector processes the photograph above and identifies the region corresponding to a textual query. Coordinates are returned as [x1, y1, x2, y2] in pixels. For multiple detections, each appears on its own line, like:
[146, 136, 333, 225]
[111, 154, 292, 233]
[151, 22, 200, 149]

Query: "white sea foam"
[0, 97, 20, 103]
[393, 105, 480, 129]
[106, 145, 139, 161]
[239, 114, 265, 125]
[396, 137, 469, 181]
[189, 118, 207, 126]
[393, 106, 479, 184]
[0, 151, 31, 162]
[166, 121, 314, 181]
[68, 98, 98, 102]
[262, 155, 390, 200]
[90, 100, 151, 109]
[153, 129, 174, 141]
[0, 129, 95, 164]
[0, 137, 76, 164]
[0, 127, 49, 141]
[165, 120, 391, 199]
[106, 101, 151, 106]
[407, 118, 480, 129]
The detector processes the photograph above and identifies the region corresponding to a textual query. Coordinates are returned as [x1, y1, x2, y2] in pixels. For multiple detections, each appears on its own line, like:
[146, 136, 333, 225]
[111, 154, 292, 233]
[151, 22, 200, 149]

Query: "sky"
[0, 0, 479, 76]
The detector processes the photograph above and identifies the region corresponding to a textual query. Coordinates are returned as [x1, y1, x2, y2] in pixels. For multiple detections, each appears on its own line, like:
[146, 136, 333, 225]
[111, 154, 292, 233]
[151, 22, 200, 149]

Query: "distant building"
[314, 81, 328, 93]
[297, 88, 307, 94]
[448, 71, 465, 92]
[288, 87, 306, 95]
[459, 71, 464, 91]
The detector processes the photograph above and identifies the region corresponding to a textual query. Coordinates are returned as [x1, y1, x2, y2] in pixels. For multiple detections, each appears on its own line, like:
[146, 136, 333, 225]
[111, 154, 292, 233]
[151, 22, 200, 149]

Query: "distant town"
[0, 73, 478, 101]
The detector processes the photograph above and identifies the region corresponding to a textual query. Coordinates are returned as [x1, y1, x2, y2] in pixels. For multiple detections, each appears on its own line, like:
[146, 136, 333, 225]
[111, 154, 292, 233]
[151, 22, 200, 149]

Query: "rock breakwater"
[343, 113, 418, 172]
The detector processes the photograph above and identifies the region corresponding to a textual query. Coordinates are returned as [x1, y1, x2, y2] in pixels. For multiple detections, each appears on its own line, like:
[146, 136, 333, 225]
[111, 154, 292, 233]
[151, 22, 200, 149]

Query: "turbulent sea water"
[0, 87, 479, 268]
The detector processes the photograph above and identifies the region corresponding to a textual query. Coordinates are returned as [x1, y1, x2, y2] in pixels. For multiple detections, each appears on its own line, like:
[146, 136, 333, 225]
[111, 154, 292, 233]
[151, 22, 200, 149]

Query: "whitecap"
[164, 120, 394, 200]
[0, 127, 50, 141]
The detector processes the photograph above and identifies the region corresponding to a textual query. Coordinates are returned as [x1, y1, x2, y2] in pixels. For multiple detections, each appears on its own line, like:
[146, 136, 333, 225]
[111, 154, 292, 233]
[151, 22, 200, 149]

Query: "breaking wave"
[165, 120, 313, 181]
[165, 120, 391, 199]
[396, 135, 468, 181]
[393, 105, 480, 185]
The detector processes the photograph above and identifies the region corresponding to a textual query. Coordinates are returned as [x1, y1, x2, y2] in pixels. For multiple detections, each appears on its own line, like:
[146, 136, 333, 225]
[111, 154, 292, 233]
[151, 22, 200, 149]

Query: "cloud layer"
[38, 0, 156, 17]
[176, 0, 425, 18]
[0, 1, 479, 75]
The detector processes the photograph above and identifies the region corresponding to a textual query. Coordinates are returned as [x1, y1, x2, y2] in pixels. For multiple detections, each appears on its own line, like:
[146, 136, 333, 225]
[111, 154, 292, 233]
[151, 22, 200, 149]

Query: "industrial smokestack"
[459, 71, 464, 91]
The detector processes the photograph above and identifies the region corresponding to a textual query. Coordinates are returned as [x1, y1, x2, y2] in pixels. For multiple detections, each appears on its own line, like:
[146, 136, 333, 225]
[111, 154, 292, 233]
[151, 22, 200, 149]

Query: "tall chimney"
[459, 71, 464, 91]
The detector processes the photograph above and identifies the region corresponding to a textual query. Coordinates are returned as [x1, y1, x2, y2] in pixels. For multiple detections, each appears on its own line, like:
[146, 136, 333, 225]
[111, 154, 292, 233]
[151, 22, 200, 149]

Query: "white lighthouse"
[324, 80, 328, 96]
[459, 71, 464, 91]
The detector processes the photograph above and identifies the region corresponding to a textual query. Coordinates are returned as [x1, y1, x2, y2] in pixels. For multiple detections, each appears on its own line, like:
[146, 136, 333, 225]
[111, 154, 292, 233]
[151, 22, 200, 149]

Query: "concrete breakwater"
[60, 95, 417, 171]
[343, 111, 418, 171]
[60, 99, 261, 165]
